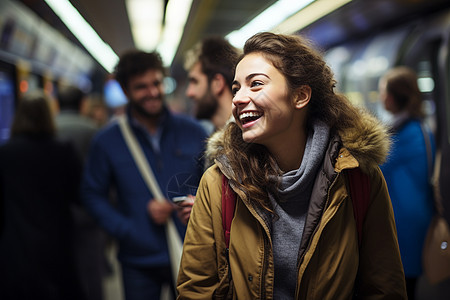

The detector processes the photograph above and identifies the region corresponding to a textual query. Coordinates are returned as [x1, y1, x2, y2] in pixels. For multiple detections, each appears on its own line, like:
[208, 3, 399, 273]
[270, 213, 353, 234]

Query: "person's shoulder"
[170, 112, 201, 126]
[169, 112, 208, 136]
[199, 164, 222, 187]
[57, 114, 98, 132]
[340, 109, 390, 171]
[398, 118, 421, 133]
[395, 119, 424, 144]
[91, 119, 121, 144]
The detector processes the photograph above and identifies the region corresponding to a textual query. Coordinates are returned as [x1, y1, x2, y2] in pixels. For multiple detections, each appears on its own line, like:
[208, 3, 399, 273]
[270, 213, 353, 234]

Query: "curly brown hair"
[220, 32, 363, 211]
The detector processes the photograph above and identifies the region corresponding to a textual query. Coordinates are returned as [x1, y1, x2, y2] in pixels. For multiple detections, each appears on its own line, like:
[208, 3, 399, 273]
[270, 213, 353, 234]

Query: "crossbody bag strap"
[118, 115, 164, 200]
[117, 115, 182, 286]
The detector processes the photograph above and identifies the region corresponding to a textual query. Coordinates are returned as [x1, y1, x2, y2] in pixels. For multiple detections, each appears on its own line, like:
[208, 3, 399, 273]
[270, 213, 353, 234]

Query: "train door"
[441, 27, 450, 225]
[399, 10, 450, 224]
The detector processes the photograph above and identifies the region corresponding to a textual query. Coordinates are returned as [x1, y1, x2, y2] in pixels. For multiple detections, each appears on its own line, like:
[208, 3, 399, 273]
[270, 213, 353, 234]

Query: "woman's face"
[232, 53, 304, 148]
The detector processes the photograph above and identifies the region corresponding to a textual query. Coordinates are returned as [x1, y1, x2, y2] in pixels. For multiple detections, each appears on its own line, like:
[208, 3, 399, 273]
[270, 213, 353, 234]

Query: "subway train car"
[1, 0, 449, 233]
[305, 2, 450, 227]
[1, 0, 450, 299]
[1, 0, 448, 239]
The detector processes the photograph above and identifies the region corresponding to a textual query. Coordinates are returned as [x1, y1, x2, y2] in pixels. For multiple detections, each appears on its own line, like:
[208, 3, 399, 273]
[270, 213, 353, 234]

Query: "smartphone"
[172, 196, 189, 203]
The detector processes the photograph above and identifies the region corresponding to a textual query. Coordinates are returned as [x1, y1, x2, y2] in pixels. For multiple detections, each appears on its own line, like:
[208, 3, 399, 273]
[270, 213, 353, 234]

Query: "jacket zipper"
[261, 232, 270, 299]
[242, 199, 272, 300]
[295, 172, 341, 298]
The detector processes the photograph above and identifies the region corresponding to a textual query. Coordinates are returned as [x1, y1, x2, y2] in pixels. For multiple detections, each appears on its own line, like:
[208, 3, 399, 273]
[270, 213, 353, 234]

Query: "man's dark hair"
[185, 36, 240, 89]
[57, 85, 85, 111]
[114, 50, 165, 90]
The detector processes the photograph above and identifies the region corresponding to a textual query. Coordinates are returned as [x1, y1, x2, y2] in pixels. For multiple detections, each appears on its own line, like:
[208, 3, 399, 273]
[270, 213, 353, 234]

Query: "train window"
[402, 40, 441, 135]
[325, 45, 352, 92]
[0, 69, 15, 144]
[340, 41, 371, 108]
[338, 26, 410, 123]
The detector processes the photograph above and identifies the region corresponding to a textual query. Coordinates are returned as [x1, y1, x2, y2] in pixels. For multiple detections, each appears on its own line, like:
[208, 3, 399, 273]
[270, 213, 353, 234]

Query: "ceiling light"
[44, 0, 118, 73]
[126, 0, 163, 51]
[273, 0, 353, 34]
[226, 0, 315, 48]
[157, 0, 194, 66]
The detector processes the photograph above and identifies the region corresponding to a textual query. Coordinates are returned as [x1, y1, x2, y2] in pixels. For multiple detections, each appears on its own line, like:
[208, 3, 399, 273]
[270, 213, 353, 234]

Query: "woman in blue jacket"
[379, 66, 435, 300]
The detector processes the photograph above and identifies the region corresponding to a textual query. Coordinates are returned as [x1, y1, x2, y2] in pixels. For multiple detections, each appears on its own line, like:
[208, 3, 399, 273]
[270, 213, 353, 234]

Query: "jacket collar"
[125, 104, 171, 133]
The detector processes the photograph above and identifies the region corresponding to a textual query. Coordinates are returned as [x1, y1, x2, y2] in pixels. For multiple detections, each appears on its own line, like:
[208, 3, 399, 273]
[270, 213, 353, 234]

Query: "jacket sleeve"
[81, 135, 135, 241]
[177, 167, 227, 299]
[357, 166, 407, 299]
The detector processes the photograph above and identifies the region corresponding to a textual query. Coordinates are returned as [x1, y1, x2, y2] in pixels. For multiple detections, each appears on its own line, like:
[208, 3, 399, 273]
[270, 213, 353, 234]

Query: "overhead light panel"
[226, 0, 315, 48]
[157, 0, 194, 66]
[126, 0, 163, 51]
[273, 0, 352, 34]
[44, 0, 118, 73]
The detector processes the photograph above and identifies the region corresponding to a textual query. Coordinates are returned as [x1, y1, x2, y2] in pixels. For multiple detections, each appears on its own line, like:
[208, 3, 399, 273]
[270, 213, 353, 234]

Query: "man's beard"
[129, 96, 164, 119]
[195, 90, 218, 120]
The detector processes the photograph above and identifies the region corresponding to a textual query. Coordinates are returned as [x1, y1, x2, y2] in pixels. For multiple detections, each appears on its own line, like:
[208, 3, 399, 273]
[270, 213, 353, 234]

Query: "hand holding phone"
[172, 196, 190, 203]
[173, 195, 195, 224]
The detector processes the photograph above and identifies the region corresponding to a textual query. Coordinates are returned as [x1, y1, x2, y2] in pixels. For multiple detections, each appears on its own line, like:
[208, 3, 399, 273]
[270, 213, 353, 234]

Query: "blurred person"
[379, 66, 435, 300]
[55, 84, 107, 300]
[184, 36, 240, 135]
[56, 84, 98, 160]
[84, 94, 110, 127]
[177, 32, 407, 299]
[81, 50, 207, 300]
[0, 90, 83, 300]
[176, 37, 239, 224]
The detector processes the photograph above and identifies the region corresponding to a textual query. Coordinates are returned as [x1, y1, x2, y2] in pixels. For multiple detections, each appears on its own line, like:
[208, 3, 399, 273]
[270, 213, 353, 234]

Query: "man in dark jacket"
[81, 50, 207, 300]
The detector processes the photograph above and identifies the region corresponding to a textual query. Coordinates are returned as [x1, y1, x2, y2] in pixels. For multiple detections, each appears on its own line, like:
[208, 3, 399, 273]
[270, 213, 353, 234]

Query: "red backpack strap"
[222, 175, 236, 249]
[347, 167, 371, 246]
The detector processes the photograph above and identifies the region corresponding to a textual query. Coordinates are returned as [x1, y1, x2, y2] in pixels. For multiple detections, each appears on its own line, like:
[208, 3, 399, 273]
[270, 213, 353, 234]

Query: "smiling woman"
[231, 52, 309, 171]
[176, 32, 408, 299]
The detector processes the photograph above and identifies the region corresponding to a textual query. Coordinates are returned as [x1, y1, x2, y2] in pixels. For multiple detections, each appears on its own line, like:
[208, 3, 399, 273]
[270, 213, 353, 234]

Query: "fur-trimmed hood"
[204, 109, 390, 173]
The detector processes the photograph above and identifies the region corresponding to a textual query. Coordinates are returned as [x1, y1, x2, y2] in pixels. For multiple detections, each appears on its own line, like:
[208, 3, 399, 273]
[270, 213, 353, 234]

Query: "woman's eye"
[250, 81, 263, 88]
[231, 87, 239, 96]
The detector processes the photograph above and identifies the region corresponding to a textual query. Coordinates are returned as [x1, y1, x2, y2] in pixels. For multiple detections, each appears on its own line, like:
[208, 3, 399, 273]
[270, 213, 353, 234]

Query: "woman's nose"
[232, 89, 251, 107]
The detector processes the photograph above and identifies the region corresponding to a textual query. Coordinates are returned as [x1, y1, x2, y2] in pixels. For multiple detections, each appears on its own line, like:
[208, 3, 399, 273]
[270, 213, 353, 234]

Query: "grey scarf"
[270, 120, 330, 299]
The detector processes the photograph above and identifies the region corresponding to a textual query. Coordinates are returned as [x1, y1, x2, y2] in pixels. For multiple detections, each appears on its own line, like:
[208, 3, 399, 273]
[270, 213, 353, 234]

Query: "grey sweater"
[270, 120, 330, 299]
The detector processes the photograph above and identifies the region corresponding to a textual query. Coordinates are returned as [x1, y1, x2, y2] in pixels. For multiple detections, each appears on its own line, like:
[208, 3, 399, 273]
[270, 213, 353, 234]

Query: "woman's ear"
[293, 85, 311, 109]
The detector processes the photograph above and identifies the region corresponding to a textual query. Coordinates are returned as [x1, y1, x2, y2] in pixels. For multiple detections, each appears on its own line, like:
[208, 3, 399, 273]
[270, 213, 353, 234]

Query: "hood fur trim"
[340, 109, 390, 172]
[205, 109, 390, 173]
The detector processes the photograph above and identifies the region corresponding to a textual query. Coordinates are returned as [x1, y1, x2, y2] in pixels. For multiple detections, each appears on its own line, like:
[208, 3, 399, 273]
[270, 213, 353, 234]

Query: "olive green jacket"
[177, 112, 407, 299]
